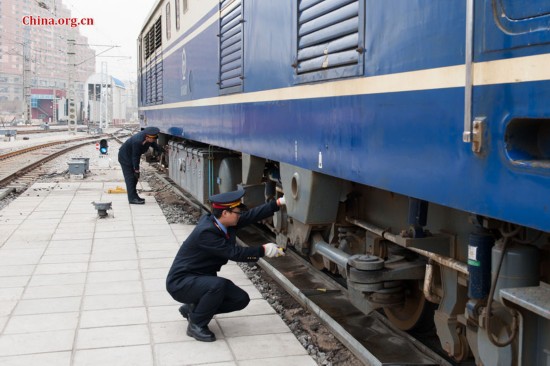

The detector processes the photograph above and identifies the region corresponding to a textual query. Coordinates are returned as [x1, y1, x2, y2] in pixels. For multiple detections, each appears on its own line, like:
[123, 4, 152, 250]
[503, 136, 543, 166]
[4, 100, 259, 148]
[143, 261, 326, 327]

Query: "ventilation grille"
[145, 17, 162, 60]
[296, 0, 360, 75]
[219, 0, 243, 93]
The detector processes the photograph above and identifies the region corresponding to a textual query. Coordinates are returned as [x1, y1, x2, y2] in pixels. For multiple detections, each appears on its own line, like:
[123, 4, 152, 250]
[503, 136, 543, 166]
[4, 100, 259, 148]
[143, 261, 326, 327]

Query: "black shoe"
[179, 303, 195, 320]
[186, 322, 216, 342]
[136, 196, 145, 202]
[129, 198, 145, 205]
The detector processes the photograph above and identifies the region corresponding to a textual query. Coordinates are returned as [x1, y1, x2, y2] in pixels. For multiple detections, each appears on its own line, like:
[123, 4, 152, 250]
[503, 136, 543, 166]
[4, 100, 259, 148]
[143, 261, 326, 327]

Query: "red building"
[31, 89, 66, 123]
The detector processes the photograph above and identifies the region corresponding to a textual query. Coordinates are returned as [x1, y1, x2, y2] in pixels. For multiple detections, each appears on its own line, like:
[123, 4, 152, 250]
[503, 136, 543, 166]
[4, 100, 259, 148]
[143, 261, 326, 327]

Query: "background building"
[31, 88, 66, 123]
[0, 0, 95, 122]
[85, 73, 127, 126]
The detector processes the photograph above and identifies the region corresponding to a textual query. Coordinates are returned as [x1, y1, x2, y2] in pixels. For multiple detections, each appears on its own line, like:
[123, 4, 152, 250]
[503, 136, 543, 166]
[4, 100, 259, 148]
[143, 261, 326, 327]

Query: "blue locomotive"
[138, 1, 550, 364]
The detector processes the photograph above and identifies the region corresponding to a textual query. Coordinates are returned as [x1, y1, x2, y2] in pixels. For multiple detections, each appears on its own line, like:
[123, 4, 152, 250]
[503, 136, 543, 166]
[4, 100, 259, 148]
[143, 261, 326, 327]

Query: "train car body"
[138, 1, 550, 364]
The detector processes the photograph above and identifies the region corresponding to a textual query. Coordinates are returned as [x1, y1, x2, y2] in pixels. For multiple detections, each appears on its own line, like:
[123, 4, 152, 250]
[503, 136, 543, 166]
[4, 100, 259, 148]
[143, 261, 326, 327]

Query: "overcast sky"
[61, 0, 158, 82]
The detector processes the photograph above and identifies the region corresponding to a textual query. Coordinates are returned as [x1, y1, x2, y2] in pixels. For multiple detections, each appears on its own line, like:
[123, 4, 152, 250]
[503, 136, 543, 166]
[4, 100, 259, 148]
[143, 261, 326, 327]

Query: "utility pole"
[22, 41, 32, 125]
[99, 62, 109, 131]
[52, 88, 57, 124]
[67, 38, 77, 134]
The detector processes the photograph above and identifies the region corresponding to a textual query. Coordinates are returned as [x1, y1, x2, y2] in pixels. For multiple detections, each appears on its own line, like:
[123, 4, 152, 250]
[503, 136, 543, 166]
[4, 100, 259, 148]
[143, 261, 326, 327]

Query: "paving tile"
[140, 258, 172, 269]
[85, 280, 142, 296]
[239, 284, 263, 300]
[76, 324, 150, 349]
[154, 340, 233, 365]
[144, 291, 179, 307]
[7, 230, 55, 242]
[94, 222, 134, 233]
[227, 333, 307, 360]
[141, 268, 169, 280]
[215, 299, 276, 318]
[135, 236, 179, 246]
[0, 226, 21, 246]
[39, 254, 91, 264]
[51, 231, 94, 241]
[45, 243, 92, 255]
[93, 237, 136, 246]
[60, 214, 97, 223]
[23, 283, 84, 299]
[34, 262, 89, 275]
[147, 305, 182, 323]
[56, 223, 96, 233]
[0, 351, 71, 366]
[80, 307, 147, 328]
[14, 297, 81, 315]
[150, 321, 188, 344]
[137, 243, 177, 252]
[4, 312, 79, 334]
[238, 355, 317, 366]
[73, 345, 154, 366]
[0, 276, 29, 288]
[90, 251, 138, 262]
[217, 314, 290, 338]
[42, 247, 93, 256]
[0, 265, 35, 277]
[0, 329, 75, 356]
[0, 288, 24, 301]
[94, 231, 135, 239]
[88, 260, 138, 272]
[0, 300, 17, 316]
[27, 211, 65, 220]
[86, 269, 140, 283]
[0, 249, 45, 265]
[138, 250, 174, 259]
[1, 240, 48, 250]
[27, 273, 86, 287]
[83, 293, 144, 310]
[143, 278, 166, 292]
[17, 218, 58, 226]
[92, 244, 135, 253]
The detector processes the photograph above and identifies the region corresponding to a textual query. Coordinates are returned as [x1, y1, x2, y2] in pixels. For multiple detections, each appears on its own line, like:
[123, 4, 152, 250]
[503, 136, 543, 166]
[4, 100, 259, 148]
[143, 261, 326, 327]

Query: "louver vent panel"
[296, 0, 360, 75]
[219, 0, 243, 93]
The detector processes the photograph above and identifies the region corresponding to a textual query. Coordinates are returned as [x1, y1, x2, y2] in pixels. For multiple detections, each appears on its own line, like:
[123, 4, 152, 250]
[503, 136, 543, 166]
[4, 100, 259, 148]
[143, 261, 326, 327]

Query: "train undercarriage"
[160, 138, 550, 366]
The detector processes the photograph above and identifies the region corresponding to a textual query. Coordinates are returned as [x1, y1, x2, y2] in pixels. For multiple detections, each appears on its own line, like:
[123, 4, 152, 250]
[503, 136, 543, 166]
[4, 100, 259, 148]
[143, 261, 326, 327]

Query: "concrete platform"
[0, 145, 317, 366]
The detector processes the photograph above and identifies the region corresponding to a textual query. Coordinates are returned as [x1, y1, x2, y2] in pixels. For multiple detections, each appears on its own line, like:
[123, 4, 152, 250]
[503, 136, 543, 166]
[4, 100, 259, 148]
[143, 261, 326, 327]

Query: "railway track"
[150, 171, 455, 366]
[0, 135, 115, 192]
[238, 228, 453, 366]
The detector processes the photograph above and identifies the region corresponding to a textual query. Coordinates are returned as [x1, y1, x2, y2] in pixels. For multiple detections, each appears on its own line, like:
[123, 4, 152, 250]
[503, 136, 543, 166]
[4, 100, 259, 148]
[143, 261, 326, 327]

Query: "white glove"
[277, 196, 286, 206]
[263, 243, 285, 258]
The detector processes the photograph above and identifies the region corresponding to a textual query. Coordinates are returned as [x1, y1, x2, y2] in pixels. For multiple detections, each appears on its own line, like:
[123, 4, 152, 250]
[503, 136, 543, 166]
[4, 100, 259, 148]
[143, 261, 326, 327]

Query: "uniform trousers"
[119, 162, 139, 201]
[170, 275, 250, 327]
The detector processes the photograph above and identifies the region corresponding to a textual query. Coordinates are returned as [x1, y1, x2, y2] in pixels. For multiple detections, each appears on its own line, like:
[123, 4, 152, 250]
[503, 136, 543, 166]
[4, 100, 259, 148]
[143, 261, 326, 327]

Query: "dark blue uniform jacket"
[118, 131, 160, 171]
[166, 200, 279, 293]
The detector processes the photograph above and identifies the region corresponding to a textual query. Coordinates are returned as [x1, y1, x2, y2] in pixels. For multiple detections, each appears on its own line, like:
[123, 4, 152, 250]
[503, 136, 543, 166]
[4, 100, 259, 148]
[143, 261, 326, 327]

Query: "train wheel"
[309, 253, 326, 270]
[383, 280, 434, 331]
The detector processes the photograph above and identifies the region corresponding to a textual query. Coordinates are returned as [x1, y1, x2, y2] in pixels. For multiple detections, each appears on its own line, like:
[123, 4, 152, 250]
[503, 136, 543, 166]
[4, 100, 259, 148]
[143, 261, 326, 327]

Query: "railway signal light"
[99, 139, 108, 154]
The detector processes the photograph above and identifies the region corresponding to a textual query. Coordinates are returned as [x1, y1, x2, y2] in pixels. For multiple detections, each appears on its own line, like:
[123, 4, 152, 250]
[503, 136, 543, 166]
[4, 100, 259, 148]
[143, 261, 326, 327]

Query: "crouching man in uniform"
[117, 126, 163, 204]
[166, 189, 286, 342]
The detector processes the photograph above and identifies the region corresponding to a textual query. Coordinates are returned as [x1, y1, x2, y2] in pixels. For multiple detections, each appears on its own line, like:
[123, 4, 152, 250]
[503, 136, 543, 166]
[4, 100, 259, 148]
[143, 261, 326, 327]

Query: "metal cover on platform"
[68, 161, 86, 175]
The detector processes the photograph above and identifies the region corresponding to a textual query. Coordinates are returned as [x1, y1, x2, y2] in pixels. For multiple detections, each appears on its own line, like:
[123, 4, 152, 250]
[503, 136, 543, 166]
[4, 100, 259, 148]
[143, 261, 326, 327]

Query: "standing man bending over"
[118, 126, 162, 204]
[166, 189, 286, 342]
